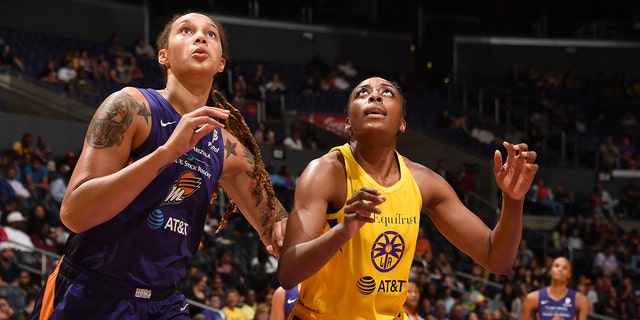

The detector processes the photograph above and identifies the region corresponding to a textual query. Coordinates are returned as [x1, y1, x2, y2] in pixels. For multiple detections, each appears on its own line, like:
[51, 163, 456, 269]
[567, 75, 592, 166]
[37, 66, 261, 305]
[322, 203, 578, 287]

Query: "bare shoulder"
[401, 155, 446, 193]
[401, 156, 435, 178]
[306, 149, 345, 174]
[86, 87, 151, 149]
[297, 149, 347, 209]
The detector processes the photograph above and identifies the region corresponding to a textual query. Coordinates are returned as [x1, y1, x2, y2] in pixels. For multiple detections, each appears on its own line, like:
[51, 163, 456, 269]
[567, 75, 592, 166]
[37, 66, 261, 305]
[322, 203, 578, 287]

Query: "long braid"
[209, 90, 278, 234]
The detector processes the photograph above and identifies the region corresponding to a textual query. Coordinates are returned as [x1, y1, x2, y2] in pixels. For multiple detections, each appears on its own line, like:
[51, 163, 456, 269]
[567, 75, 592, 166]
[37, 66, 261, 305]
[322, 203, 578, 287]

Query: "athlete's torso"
[294, 143, 422, 320]
[64, 88, 225, 287]
[538, 287, 577, 320]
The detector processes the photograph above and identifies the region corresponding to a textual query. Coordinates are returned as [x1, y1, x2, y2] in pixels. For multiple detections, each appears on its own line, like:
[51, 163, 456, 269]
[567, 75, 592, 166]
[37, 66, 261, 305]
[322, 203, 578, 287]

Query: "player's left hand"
[493, 141, 539, 200]
[265, 217, 287, 258]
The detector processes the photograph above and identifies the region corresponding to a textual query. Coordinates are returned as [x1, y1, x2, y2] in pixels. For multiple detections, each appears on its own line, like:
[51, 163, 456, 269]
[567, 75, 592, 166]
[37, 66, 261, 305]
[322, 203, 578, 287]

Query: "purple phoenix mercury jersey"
[538, 288, 577, 320]
[63, 88, 224, 289]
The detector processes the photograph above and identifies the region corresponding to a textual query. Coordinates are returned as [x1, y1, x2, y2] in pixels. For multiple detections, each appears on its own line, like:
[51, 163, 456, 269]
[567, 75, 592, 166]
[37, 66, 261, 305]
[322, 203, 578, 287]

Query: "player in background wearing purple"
[520, 256, 590, 320]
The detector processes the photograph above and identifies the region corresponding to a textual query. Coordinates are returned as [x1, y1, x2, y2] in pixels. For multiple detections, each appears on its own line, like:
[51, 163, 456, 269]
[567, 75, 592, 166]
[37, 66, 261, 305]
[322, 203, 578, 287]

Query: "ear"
[399, 118, 406, 134]
[217, 57, 226, 73]
[158, 48, 168, 67]
[345, 118, 352, 136]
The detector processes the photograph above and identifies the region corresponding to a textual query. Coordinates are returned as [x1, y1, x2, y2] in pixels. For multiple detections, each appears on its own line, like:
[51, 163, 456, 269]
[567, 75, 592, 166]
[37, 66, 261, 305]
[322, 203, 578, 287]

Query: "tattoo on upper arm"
[85, 92, 150, 148]
[243, 145, 256, 178]
[224, 138, 238, 159]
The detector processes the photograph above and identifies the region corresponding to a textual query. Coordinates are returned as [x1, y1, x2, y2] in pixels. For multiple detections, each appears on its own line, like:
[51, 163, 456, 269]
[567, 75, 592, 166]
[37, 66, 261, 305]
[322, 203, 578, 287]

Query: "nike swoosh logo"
[541, 300, 549, 305]
[287, 298, 298, 304]
[180, 303, 189, 311]
[161, 120, 177, 127]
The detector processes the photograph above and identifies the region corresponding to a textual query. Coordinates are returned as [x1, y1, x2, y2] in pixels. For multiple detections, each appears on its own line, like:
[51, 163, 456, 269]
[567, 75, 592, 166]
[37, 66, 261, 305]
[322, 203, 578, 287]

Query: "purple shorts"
[31, 257, 189, 320]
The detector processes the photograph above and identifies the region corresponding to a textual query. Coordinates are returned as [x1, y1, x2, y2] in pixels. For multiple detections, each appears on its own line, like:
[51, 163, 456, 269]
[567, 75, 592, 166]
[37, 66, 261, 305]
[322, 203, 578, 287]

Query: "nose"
[194, 31, 207, 44]
[368, 91, 382, 102]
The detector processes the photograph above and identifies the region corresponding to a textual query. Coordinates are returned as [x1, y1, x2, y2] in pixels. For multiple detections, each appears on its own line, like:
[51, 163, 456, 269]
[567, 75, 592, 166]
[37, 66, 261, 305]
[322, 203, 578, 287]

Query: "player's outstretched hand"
[493, 141, 539, 200]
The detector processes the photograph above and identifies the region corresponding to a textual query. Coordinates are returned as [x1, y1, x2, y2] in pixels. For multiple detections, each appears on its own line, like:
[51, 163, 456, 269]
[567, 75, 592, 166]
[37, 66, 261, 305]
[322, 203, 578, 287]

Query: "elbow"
[487, 262, 514, 275]
[277, 265, 296, 290]
[59, 207, 88, 234]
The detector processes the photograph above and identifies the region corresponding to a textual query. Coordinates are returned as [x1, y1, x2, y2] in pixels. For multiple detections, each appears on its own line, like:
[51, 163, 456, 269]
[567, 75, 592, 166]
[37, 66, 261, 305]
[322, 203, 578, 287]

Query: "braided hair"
[157, 13, 278, 234]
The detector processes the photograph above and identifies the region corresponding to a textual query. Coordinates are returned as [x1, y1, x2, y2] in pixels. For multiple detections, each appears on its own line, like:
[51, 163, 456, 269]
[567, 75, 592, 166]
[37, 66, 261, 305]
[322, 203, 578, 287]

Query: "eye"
[180, 28, 192, 34]
[206, 31, 217, 38]
[357, 87, 369, 96]
[382, 88, 394, 96]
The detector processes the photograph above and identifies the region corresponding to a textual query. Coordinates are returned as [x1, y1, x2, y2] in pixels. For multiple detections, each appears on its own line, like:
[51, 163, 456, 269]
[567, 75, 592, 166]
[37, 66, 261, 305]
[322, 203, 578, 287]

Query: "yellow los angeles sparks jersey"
[292, 144, 422, 320]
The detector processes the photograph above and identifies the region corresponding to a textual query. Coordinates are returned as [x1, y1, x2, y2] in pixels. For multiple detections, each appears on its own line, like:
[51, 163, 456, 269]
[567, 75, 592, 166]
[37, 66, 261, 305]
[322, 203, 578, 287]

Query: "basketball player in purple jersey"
[520, 257, 590, 320]
[31, 12, 287, 319]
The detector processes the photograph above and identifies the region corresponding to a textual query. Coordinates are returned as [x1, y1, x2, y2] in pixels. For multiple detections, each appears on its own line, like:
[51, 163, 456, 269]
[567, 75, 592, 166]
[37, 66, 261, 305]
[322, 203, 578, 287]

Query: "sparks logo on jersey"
[371, 231, 405, 272]
[164, 171, 201, 204]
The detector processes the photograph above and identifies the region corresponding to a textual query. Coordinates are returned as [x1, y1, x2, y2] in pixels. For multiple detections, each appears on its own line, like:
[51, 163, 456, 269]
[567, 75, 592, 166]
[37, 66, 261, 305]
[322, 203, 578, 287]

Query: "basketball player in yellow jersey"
[278, 77, 539, 320]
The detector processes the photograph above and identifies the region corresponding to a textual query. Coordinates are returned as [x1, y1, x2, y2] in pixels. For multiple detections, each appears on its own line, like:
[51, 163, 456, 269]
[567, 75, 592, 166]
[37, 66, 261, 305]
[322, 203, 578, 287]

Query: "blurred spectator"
[264, 73, 287, 93]
[436, 159, 459, 194]
[37, 59, 59, 83]
[435, 108, 470, 135]
[29, 221, 58, 272]
[457, 163, 475, 204]
[0, 43, 25, 72]
[132, 37, 155, 60]
[330, 71, 351, 91]
[599, 135, 620, 170]
[2, 167, 32, 203]
[12, 133, 34, 164]
[239, 289, 258, 320]
[253, 121, 275, 145]
[0, 296, 16, 320]
[56, 60, 77, 83]
[105, 33, 128, 57]
[619, 136, 636, 169]
[299, 76, 319, 97]
[67, 68, 97, 95]
[77, 49, 93, 75]
[592, 243, 621, 278]
[403, 281, 425, 320]
[109, 56, 132, 85]
[33, 136, 52, 168]
[128, 56, 144, 80]
[253, 303, 271, 320]
[22, 157, 49, 201]
[303, 126, 319, 151]
[4, 211, 37, 267]
[470, 122, 498, 146]
[589, 181, 619, 218]
[0, 242, 19, 287]
[91, 52, 110, 81]
[529, 178, 564, 217]
[515, 239, 535, 267]
[246, 64, 266, 100]
[181, 270, 208, 317]
[222, 288, 247, 320]
[48, 161, 71, 209]
[619, 179, 640, 219]
[334, 55, 357, 78]
[200, 294, 224, 320]
[282, 128, 303, 150]
[554, 182, 577, 216]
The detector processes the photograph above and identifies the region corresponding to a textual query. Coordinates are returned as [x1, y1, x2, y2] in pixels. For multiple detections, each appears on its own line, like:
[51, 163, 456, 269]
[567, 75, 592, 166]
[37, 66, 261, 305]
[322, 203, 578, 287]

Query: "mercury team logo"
[371, 231, 405, 272]
[164, 171, 202, 204]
